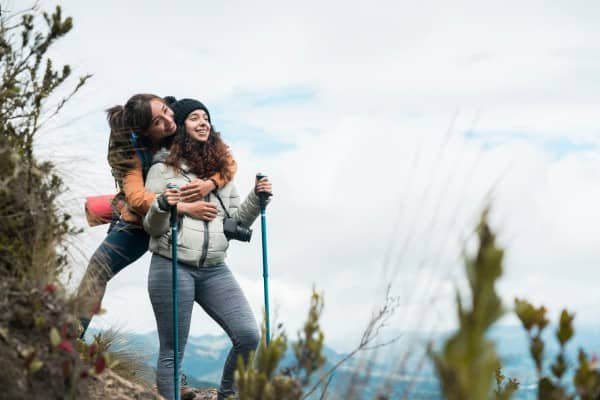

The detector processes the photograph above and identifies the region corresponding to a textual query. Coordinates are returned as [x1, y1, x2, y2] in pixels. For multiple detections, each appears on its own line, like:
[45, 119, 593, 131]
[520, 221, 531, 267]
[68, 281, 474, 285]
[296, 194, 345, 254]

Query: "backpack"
[90, 132, 153, 229]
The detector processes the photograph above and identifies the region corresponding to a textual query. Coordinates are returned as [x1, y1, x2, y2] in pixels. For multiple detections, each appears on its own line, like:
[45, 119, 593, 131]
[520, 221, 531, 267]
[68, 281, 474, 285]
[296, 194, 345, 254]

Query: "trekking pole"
[167, 183, 180, 400]
[256, 173, 272, 345]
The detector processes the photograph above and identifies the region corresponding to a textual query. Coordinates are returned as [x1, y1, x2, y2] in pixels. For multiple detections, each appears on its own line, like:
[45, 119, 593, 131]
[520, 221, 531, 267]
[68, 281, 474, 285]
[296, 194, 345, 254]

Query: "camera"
[223, 218, 252, 242]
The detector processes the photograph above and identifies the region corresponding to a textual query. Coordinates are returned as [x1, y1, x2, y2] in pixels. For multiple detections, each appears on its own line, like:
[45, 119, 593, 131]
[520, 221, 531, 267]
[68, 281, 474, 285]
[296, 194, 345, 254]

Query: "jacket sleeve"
[122, 154, 156, 216]
[228, 184, 261, 228]
[143, 163, 170, 237]
[207, 150, 237, 189]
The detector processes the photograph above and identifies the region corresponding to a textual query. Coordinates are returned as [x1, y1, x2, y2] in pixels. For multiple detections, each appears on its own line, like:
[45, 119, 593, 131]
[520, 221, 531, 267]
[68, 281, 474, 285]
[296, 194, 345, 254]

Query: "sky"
[9, 0, 600, 353]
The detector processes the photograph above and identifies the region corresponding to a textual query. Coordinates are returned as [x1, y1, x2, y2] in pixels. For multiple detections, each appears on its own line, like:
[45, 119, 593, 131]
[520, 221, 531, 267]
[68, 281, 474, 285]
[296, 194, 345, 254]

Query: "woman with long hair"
[144, 98, 272, 400]
[76, 94, 236, 336]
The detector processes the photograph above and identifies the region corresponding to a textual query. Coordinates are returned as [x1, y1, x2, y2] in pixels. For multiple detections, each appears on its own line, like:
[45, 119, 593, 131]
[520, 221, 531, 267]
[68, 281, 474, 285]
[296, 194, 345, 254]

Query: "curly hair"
[165, 125, 234, 182]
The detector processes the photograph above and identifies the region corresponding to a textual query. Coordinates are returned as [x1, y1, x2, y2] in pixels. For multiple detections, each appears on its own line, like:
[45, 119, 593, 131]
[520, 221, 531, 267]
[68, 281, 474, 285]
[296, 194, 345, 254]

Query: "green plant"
[0, 279, 113, 399]
[494, 364, 520, 400]
[233, 285, 398, 400]
[0, 2, 90, 282]
[515, 299, 600, 399]
[234, 289, 325, 400]
[429, 208, 516, 400]
[82, 329, 154, 386]
[0, 3, 101, 399]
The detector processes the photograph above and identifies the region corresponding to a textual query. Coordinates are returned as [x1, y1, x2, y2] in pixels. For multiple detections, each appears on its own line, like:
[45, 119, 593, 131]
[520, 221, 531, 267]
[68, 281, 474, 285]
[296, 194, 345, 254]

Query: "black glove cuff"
[157, 193, 170, 212]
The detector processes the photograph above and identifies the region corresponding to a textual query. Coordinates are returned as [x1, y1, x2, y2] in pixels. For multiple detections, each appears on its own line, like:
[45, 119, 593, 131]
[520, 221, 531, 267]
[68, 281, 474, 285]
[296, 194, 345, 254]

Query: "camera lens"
[223, 218, 252, 242]
[235, 225, 252, 242]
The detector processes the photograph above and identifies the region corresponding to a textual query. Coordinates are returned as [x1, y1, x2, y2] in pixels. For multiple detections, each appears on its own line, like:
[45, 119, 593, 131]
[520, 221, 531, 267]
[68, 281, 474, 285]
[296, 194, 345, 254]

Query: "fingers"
[179, 182, 198, 193]
[180, 180, 212, 201]
[203, 203, 217, 219]
[255, 178, 272, 194]
[179, 181, 193, 191]
[164, 188, 180, 205]
[182, 201, 213, 220]
[180, 187, 203, 202]
[179, 184, 199, 195]
[181, 192, 203, 202]
[194, 202, 217, 221]
[204, 202, 218, 212]
[256, 182, 272, 191]
[203, 210, 217, 221]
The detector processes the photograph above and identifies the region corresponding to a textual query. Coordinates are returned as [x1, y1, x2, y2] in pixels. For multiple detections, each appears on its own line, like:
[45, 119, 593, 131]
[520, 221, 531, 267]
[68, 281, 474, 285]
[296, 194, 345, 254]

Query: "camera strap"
[212, 190, 231, 219]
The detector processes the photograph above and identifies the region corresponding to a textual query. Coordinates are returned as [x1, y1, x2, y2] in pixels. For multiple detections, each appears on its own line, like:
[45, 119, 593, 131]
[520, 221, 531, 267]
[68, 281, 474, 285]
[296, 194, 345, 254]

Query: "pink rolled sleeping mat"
[85, 194, 117, 226]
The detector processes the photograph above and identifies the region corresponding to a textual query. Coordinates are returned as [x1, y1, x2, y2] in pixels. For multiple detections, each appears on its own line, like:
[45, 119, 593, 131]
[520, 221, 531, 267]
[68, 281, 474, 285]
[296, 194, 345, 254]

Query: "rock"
[181, 387, 218, 400]
[88, 369, 164, 399]
[87, 369, 219, 400]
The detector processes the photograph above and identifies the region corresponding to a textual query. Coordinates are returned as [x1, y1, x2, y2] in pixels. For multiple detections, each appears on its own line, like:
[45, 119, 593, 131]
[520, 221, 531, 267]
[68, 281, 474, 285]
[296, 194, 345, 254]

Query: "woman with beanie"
[144, 98, 272, 400]
[76, 94, 237, 337]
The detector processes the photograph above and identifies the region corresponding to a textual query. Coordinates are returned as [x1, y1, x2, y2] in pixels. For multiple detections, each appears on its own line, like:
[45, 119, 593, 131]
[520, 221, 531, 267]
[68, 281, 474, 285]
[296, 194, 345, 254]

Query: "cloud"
[30, 0, 600, 352]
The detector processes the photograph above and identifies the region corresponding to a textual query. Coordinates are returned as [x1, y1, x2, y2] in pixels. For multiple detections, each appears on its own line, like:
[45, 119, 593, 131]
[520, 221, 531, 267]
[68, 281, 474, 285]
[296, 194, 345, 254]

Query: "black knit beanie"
[163, 95, 178, 108]
[171, 98, 211, 126]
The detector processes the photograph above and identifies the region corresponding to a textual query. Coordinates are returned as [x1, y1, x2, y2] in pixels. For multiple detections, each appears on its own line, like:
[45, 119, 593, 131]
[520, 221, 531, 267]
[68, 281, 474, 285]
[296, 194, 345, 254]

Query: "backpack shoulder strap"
[130, 132, 152, 181]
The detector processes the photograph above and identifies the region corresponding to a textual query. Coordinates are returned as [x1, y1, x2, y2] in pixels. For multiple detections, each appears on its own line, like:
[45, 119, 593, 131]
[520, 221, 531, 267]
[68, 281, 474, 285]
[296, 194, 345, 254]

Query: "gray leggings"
[148, 254, 259, 400]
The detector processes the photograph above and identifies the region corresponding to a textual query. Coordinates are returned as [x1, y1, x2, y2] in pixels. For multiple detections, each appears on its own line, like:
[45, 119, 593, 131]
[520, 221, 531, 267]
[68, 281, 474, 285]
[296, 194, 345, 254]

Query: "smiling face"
[184, 109, 211, 143]
[146, 99, 176, 143]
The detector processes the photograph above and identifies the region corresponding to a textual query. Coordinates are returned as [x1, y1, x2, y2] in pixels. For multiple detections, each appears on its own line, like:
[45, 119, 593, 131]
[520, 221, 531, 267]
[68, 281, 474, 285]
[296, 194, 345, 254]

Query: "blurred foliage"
[85, 329, 155, 387]
[233, 286, 398, 400]
[0, 3, 108, 399]
[494, 365, 520, 400]
[0, 1, 90, 283]
[292, 290, 326, 387]
[0, 279, 110, 399]
[233, 289, 325, 400]
[428, 208, 600, 400]
[515, 299, 600, 399]
[429, 209, 511, 400]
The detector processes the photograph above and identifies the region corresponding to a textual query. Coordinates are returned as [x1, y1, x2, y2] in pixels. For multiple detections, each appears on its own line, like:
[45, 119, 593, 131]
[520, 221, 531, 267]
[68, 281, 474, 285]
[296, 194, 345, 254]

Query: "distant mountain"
[99, 330, 352, 388]
[89, 324, 600, 399]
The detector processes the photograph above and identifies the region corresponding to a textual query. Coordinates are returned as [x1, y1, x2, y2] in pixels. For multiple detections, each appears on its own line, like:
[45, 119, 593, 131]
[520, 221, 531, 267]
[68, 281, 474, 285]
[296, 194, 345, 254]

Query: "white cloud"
[26, 0, 600, 352]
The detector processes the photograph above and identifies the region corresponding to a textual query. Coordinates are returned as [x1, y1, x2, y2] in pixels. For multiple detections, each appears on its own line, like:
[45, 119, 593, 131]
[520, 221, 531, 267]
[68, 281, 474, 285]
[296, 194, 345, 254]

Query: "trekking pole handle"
[166, 183, 179, 226]
[256, 173, 271, 210]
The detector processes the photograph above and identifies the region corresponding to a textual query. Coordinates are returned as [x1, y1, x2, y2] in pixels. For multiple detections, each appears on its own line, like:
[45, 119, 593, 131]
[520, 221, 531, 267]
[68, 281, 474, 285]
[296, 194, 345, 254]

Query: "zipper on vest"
[198, 193, 210, 267]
